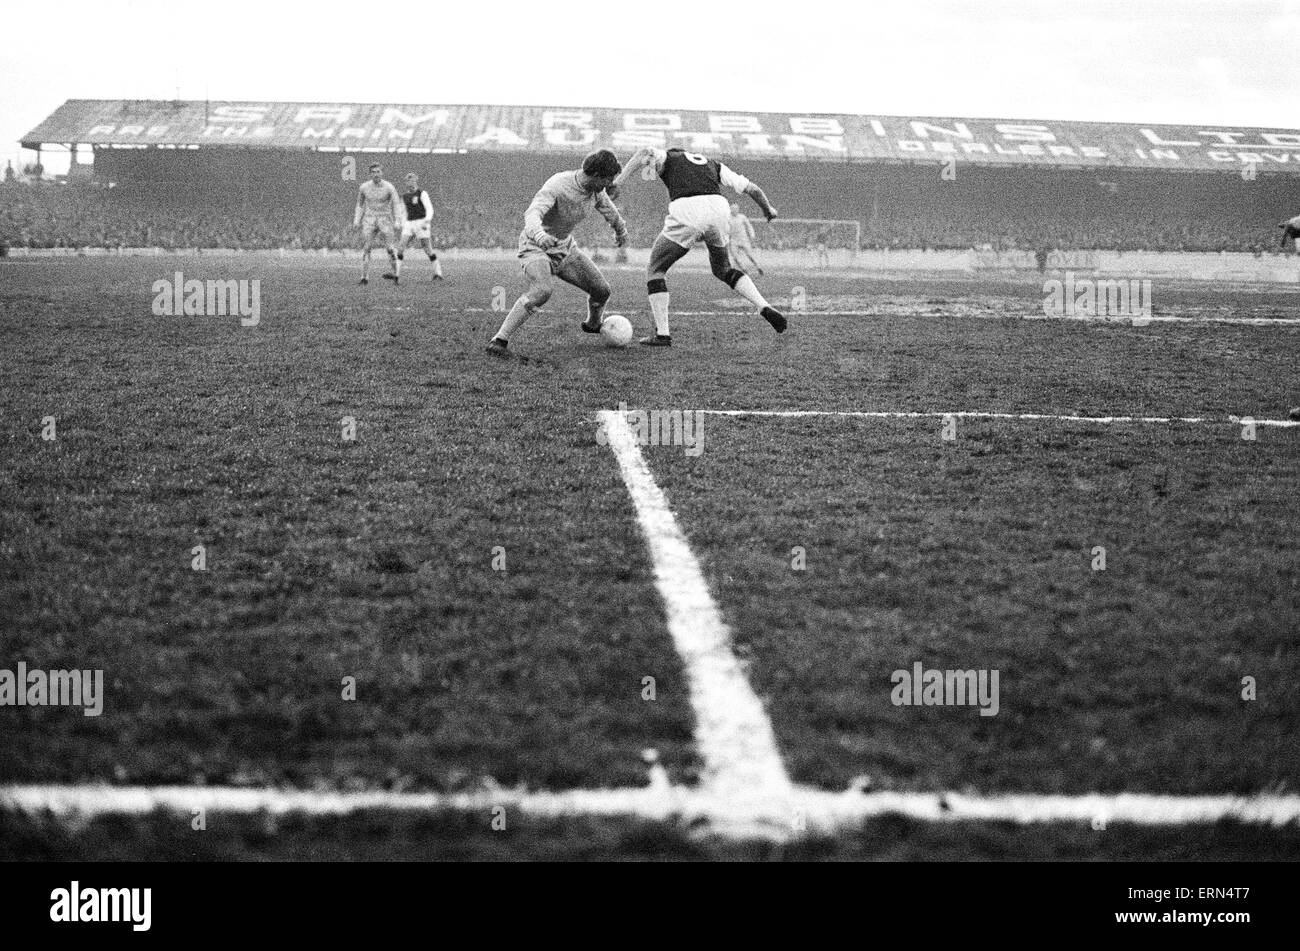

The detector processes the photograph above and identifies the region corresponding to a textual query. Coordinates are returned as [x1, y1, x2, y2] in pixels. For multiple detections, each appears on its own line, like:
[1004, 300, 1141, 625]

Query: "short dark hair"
[582, 149, 621, 179]
[369, 163, 382, 171]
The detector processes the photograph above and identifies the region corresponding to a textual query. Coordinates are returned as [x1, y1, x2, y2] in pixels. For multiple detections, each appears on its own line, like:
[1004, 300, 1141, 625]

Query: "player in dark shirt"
[611, 148, 784, 346]
[384, 172, 444, 284]
[1280, 214, 1300, 253]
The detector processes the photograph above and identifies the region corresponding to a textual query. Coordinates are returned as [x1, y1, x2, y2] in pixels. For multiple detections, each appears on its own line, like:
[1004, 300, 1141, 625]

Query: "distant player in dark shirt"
[1280, 213, 1300, 253]
[611, 147, 785, 346]
[386, 172, 444, 284]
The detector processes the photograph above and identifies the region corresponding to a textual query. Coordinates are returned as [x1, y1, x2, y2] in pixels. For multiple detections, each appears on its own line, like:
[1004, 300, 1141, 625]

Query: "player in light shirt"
[353, 163, 403, 285]
[486, 149, 628, 359]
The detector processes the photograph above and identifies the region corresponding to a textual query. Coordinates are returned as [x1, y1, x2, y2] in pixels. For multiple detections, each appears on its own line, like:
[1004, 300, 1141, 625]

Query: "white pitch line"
[4, 785, 1299, 835]
[666, 309, 1300, 326]
[597, 409, 794, 835]
[461, 305, 1300, 326]
[694, 409, 1300, 427]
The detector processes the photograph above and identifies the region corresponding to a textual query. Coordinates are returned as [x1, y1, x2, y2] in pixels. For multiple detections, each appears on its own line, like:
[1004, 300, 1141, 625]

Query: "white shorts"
[661, 194, 732, 249]
[402, 218, 432, 241]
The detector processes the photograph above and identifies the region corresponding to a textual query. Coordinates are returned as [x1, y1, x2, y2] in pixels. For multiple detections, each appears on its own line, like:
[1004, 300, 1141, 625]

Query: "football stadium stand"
[6, 100, 1300, 254]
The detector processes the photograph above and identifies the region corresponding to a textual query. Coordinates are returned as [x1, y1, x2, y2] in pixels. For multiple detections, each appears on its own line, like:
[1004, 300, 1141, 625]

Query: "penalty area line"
[693, 409, 1300, 427]
[4, 785, 1299, 836]
[460, 306, 1300, 327]
[595, 409, 794, 828]
[666, 309, 1300, 327]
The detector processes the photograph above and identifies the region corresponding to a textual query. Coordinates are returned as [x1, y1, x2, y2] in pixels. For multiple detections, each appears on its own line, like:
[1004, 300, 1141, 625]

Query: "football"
[600, 314, 634, 347]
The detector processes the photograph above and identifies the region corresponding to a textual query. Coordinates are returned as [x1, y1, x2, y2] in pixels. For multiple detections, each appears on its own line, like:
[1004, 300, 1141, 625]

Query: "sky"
[2, 0, 1298, 172]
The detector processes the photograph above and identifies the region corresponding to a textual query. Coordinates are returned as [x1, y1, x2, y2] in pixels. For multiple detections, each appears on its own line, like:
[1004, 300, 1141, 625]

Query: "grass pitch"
[1, 253, 1297, 859]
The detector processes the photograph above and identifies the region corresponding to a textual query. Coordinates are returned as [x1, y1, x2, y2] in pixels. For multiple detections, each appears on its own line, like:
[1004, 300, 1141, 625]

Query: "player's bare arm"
[610, 148, 649, 192]
[596, 190, 630, 246]
[744, 183, 778, 221]
[611, 147, 664, 194]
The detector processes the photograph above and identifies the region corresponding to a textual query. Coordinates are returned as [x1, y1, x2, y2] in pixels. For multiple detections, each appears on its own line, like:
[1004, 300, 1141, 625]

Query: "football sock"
[649, 292, 670, 337]
[495, 295, 532, 341]
[733, 274, 770, 311]
[587, 298, 606, 326]
[389, 249, 400, 277]
[432, 255, 444, 277]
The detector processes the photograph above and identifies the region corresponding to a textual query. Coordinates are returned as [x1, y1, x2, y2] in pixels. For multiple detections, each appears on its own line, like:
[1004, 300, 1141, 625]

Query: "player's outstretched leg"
[640, 234, 689, 346]
[360, 237, 372, 285]
[487, 258, 553, 357]
[556, 248, 612, 333]
[708, 243, 785, 333]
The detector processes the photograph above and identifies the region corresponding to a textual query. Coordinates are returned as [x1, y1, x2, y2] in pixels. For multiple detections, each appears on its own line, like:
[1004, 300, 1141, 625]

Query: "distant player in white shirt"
[611, 147, 784, 346]
[728, 202, 763, 275]
[353, 163, 403, 285]
[1280, 213, 1300, 253]
[486, 149, 628, 359]
[387, 172, 444, 284]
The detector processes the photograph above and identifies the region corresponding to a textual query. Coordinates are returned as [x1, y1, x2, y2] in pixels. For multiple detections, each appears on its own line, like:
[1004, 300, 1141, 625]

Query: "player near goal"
[729, 202, 763, 275]
[384, 172, 445, 285]
[485, 149, 629, 358]
[353, 163, 403, 285]
[1279, 212, 1300, 253]
[611, 147, 785, 346]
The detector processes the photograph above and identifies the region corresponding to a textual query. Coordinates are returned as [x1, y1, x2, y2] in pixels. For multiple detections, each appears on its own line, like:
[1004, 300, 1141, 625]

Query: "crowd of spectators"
[2, 166, 1295, 255]
[0, 182, 350, 250]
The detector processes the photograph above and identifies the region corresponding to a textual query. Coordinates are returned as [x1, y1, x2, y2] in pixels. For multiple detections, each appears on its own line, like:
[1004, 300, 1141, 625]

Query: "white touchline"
[4, 785, 1300, 833]
[665, 309, 1300, 327]
[596, 410, 795, 833]
[462, 306, 1300, 327]
[694, 409, 1300, 427]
